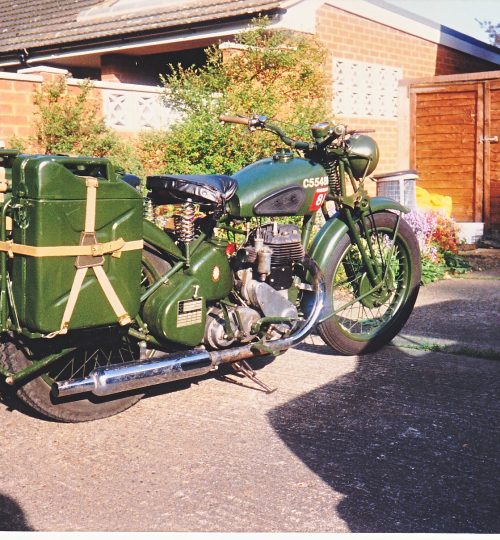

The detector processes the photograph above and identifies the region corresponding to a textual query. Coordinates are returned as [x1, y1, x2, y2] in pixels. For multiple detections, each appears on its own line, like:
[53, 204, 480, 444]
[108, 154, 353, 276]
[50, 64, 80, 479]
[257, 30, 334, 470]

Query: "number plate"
[309, 187, 328, 211]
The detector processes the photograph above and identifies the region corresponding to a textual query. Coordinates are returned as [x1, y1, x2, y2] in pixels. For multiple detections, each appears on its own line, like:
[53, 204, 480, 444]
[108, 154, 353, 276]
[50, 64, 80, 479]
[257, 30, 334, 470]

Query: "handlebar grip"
[292, 140, 311, 151]
[219, 115, 250, 125]
[347, 129, 376, 135]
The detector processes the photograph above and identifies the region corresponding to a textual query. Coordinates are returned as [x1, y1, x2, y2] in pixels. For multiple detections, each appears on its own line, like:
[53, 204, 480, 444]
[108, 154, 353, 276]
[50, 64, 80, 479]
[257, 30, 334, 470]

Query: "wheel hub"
[358, 270, 395, 308]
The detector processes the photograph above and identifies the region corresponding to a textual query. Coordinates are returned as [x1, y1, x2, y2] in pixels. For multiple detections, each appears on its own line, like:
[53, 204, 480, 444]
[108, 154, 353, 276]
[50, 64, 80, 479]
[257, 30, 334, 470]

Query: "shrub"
[9, 75, 143, 176]
[404, 210, 470, 283]
[142, 17, 331, 176]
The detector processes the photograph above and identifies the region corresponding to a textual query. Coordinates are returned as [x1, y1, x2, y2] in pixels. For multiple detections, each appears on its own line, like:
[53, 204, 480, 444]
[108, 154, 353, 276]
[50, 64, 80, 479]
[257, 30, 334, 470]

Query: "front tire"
[318, 211, 420, 355]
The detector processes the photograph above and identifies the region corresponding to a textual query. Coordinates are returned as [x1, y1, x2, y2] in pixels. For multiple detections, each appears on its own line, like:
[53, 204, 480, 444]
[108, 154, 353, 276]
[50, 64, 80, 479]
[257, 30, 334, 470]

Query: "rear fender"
[142, 219, 184, 261]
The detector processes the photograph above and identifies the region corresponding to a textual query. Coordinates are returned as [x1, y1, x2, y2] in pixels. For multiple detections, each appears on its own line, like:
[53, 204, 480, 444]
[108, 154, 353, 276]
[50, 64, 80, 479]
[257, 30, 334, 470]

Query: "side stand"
[227, 360, 277, 394]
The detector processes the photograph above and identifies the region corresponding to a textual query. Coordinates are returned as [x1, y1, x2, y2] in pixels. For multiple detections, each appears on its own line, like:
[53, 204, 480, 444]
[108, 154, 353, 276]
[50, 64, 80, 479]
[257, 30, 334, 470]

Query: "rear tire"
[0, 246, 172, 423]
[318, 211, 420, 355]
[0, 338, 142, 423]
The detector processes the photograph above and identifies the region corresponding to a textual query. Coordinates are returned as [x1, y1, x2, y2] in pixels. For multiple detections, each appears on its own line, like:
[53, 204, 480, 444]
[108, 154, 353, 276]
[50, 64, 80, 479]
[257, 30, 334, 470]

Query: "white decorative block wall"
[332, 58, 402, 119]
[102, 88, 182, 131]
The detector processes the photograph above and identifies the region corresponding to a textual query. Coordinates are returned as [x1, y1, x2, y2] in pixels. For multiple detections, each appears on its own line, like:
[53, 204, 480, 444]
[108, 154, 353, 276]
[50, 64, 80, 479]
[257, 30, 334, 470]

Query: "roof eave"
[0, 8, 284, 68]
[325, 0, 500, 65]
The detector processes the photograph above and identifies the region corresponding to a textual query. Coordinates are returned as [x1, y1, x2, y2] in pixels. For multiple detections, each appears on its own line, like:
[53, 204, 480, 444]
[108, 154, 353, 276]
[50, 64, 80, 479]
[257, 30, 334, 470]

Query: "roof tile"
[0, 0, 282, 53]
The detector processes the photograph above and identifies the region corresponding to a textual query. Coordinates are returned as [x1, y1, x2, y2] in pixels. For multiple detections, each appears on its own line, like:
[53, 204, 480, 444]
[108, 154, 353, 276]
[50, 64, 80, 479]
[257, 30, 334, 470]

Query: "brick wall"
[0, 67, 80, 144]
[0, 73, 39, 143]
[315, 3, 498, 191]
[0, 67, 177, 146]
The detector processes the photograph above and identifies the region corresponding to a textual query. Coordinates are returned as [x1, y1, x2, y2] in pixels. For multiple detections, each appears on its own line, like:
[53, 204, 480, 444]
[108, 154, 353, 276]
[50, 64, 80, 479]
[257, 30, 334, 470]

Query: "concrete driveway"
[1, 268, 499, 533]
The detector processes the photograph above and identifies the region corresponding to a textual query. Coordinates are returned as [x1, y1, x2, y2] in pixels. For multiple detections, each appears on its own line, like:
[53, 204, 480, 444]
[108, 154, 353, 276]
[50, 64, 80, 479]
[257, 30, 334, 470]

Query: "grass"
[393, 341, 500, 361]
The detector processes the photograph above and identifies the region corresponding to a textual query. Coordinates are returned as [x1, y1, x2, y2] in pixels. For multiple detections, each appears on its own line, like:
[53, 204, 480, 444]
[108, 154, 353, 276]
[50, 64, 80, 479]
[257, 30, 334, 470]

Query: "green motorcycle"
[0, 114, 420, 422]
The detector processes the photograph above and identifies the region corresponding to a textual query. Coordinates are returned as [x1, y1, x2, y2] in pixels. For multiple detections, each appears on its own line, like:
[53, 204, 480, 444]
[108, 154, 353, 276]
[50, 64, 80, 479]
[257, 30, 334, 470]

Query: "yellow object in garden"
[416, 186, 452, 218]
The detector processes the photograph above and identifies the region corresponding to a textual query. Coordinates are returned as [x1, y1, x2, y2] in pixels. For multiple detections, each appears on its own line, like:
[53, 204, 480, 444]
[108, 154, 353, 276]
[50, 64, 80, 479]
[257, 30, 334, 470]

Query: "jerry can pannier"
[9, 155, 143, 335]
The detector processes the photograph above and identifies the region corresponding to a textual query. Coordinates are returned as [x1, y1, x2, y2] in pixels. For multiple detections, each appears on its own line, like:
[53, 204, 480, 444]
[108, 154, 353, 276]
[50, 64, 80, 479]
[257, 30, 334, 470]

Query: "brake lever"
[347, 129, 376, 135]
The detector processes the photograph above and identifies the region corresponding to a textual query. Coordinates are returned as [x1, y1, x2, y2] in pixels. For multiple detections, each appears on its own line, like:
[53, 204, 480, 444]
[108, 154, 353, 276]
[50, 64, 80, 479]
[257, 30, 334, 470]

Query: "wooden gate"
[487, 80, 500, 229]
[409, 71, 500, 229]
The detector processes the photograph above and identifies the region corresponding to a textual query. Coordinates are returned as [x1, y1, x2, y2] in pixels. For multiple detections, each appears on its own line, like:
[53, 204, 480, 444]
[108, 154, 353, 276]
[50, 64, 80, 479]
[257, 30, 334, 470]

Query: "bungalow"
[0, 0, 499, 231]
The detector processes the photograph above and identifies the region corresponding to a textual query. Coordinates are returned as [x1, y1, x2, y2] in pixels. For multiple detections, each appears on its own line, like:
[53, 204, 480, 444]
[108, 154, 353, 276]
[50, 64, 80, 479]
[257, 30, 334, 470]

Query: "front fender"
[308, 197, 409, 273]
[369, 196, 409, 214]
[308, 213, 349, 272]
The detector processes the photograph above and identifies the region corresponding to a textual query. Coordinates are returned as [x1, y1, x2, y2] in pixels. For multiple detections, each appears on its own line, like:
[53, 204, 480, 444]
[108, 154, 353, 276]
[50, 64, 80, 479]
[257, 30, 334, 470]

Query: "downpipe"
[53, 259, 324, 399]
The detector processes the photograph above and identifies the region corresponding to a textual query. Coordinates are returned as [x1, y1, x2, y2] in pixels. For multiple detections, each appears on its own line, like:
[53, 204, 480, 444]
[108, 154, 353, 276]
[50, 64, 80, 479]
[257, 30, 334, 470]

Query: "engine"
[237, 223, 305, 288]
[205, 222, 305, 349]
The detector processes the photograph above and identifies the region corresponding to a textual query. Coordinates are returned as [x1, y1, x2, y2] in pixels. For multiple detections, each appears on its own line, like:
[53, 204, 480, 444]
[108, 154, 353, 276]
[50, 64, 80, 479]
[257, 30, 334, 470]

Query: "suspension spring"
[323, 159, 341, 197]
[175, 199, 195, 243]
[143, 197, 155, 223]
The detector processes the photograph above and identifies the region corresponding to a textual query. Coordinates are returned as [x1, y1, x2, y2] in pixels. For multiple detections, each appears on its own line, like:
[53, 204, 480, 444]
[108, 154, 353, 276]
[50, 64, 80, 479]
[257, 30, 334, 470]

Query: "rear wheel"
[0, 336, 143, 422]
[318, 211, 420, 355]
[0, 247, 172, 423]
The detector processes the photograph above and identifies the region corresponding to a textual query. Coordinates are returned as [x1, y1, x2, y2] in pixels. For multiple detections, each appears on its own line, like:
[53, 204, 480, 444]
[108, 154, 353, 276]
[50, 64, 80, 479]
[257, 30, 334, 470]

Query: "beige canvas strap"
[84, 177, 98, 233]
[0, 167, 7, 193]
[56, 267, 88, 335]
[111, 239, 143, 257]
[41, 176, 139, 337]
[93, 265, 132, 325]
[46, 264, 133, 337]
[0, 238, 143, 258]
[0, 168, 7, 203]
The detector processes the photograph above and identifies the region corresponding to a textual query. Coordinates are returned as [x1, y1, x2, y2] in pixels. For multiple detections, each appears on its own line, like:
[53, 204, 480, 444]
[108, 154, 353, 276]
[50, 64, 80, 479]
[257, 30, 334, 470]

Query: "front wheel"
[317, 211, 421, 355]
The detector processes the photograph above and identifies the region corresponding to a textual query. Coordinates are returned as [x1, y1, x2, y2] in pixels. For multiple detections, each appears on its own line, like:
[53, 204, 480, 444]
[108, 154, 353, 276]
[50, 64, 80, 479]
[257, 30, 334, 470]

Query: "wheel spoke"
[47, 338, 138, 383]
[331, 225, 410, 339]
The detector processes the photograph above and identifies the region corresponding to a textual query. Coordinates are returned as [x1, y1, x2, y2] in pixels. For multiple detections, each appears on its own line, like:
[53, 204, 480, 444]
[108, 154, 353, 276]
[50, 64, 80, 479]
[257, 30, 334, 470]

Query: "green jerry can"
[10, 155, 143, 335]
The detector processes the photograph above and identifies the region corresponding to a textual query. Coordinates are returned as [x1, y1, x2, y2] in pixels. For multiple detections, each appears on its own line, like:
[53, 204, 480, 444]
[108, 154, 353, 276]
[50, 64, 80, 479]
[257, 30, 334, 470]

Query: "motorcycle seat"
[147, 174, 237, 207]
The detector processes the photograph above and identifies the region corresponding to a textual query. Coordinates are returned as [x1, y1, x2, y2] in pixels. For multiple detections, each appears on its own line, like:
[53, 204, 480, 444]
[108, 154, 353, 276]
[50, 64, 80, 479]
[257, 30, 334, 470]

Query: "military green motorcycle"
[0, 114, 420, 422]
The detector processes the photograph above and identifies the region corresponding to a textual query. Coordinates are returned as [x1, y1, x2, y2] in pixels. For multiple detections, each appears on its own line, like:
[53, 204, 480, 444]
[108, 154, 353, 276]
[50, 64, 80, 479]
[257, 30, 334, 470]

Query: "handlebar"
[218, 114, 373, 152]
[218, 115, 250, 126]
[218, 114, 312, 151]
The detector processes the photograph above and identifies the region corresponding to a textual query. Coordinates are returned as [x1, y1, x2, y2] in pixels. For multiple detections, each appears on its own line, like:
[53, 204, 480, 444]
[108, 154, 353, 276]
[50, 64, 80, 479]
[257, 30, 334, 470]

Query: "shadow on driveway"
[268, 340, 500, 532]
[0, 493, 33, 531]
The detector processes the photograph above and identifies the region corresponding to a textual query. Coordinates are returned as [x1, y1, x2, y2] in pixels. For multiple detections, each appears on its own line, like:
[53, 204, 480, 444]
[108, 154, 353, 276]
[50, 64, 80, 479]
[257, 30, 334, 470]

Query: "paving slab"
[0, 272, 499, 533]
[396, 269, 500, 355]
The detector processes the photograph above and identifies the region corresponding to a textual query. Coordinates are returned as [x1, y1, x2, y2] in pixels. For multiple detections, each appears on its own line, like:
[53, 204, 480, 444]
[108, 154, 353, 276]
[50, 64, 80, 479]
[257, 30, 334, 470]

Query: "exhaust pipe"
[54, 258, 324, 399]
[53, 350, 214, 398]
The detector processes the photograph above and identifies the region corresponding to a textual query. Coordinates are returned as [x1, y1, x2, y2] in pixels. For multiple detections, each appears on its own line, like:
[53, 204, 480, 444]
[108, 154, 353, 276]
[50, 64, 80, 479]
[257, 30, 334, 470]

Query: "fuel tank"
[227, 151, 328, 218]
